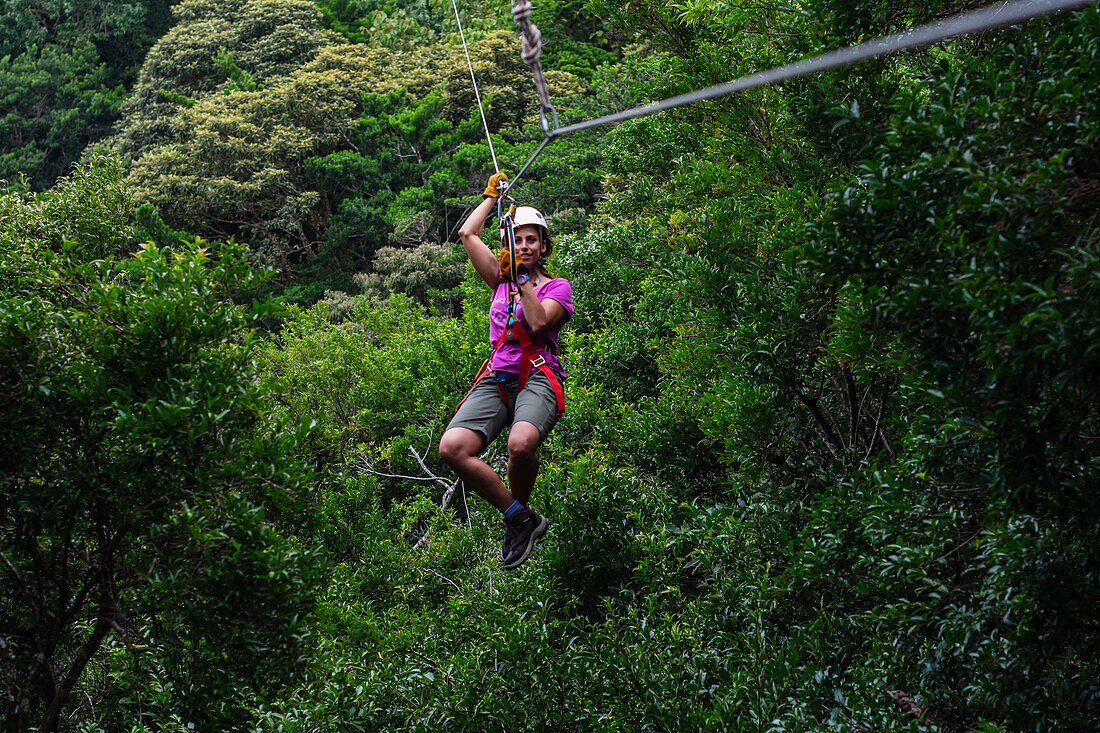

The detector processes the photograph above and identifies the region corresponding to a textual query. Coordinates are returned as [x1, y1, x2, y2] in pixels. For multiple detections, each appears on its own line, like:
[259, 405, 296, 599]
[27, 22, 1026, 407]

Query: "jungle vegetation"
[1, 0, 1098, 730]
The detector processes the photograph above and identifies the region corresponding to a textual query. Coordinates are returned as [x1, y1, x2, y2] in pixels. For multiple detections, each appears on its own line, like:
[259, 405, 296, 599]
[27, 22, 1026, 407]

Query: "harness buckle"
[530, 355, 546, 368]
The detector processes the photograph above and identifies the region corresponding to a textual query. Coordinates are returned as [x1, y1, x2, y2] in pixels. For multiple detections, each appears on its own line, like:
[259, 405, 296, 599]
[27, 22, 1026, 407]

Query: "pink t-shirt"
[488, 277, 573, 378]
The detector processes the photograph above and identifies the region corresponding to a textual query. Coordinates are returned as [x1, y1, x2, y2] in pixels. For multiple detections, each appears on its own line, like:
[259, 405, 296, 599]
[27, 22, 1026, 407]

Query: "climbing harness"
[455, 202, 564, 421]
[454, 309, 566, 421]
[448, 4, 558, 416]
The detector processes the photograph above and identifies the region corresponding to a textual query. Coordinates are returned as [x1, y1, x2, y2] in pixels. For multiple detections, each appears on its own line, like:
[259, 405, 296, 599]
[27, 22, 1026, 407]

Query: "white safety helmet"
[501, 205, 551, 257]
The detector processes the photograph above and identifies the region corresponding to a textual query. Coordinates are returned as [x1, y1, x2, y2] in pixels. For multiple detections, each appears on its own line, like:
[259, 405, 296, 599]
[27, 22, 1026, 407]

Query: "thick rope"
[511, 0, 559, 133]
[451, 0, 499, 172]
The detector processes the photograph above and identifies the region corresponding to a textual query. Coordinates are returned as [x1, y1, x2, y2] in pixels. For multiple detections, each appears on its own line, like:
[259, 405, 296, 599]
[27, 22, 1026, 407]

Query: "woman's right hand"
[483, 172, 509, 198]
[497, 248, 529, 282]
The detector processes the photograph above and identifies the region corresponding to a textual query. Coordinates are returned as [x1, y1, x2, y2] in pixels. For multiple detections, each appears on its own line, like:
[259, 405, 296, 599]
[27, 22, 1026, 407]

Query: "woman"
[438, 172, 573, 570]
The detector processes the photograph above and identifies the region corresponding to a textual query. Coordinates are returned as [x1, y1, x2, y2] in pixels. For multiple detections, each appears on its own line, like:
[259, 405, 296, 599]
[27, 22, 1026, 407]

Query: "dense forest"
[2, 0, 1098, 730]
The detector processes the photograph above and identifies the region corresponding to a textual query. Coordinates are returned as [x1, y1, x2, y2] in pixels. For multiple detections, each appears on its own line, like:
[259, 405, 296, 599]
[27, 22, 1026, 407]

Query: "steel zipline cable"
[499, 0, 1097, 194]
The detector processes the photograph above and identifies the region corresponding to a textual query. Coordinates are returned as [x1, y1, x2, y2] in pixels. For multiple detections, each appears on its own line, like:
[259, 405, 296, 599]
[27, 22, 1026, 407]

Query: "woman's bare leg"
[438, 427, 514, 512]
[506, 421, 542, 507]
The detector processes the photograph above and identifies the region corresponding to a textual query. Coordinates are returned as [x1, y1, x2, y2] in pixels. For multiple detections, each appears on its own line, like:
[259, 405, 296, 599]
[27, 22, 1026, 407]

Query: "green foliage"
[798, 12, 1100, 725]
[314, 0, 510, 46]
[530, 0, 616, 81]
[123, 40, 383, 267]
[215, 46, 261, 91]
[0, 156, 319, 729]
[0, 152, 135, 259]
[551, 3, 1099, 730]
[258, 277, 487, 461]
[353, 241, 467, 314]
[7, 1, 1099, 730]
[132, 202, 192, 249]
[0, 42, 125, 189]
[0, 0, 173, 189]
[115, 12, 592, 298]
[109, 0, 339, 162]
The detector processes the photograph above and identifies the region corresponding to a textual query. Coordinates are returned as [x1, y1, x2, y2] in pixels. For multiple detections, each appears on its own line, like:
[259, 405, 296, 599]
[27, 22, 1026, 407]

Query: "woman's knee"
[439, 428, 481, 465]
[507, 422, 541, 458]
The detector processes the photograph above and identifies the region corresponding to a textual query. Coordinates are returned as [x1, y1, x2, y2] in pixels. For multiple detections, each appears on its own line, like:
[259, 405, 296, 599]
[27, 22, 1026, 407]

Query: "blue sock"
[503, 500, 525, 517]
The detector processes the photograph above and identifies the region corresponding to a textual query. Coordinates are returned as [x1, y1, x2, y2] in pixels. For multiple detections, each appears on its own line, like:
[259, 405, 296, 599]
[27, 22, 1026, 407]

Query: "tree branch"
[0, 549, 24, 585]
[866, 394, 895, 461]
[791, 382, 843, 458]
[356, 443, 461, 549]
[62, 566, 101, 628]
[37, 615, 112, 733]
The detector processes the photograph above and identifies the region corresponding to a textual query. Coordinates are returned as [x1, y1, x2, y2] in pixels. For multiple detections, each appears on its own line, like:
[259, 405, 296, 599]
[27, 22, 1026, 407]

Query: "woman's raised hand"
[483, 172, 509, 198]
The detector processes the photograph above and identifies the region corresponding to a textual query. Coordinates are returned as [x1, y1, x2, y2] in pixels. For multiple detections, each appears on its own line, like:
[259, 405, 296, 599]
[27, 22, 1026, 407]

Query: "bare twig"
[405, 647, 455, 682]
[340, 130, 359, 153]
[408, 444, 456, 494]
[865, 396, 888, 461]
[840, 365, 861, 450]
[0, 550, 24, 584]
[357, 443, 462, 549]
[107, 618, 141, 657]
[423, 426, 436, 459]
[405, 444, 464, 549]
[357, 445, 455, 492]
[359, 466, 441, 484]
[422, 566, 465, 598]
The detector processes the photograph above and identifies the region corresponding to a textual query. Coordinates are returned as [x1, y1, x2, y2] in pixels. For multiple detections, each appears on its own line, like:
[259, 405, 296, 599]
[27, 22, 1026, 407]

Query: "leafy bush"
[798, 10, 1100, 726]
[0, 157, 319, 730]
[0, 152, 135, 259]
[353, 241, 466, 315]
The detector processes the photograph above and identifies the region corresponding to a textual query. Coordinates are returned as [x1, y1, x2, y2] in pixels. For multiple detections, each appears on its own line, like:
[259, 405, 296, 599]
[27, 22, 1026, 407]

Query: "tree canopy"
[0, 0, 173, 190]
[0, 155, 319, 729]
[1, 0, 1098, 730]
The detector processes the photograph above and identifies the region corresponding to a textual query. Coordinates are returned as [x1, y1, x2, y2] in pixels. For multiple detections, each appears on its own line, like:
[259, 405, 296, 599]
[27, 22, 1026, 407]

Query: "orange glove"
[497, 248, 528, 282]
[483, 171, 509, 198]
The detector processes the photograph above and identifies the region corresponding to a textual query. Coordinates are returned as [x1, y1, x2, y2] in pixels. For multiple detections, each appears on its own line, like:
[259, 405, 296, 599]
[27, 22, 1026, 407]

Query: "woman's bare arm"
[517, 277, 567, 333]
[458, 196, 502, 289]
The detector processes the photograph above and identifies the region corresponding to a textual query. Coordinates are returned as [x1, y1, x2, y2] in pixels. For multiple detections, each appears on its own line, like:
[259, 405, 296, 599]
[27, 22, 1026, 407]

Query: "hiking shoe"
[498, 520, 517, 562]
[501, 507, 548, 570]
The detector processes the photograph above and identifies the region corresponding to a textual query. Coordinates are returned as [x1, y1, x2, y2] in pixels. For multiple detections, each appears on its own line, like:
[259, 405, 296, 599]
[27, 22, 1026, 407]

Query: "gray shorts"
[447, 371, 564, 447]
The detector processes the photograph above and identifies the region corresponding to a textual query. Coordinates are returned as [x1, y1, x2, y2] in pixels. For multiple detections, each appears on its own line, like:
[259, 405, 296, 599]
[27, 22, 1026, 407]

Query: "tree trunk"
[36, 615, 112, 733]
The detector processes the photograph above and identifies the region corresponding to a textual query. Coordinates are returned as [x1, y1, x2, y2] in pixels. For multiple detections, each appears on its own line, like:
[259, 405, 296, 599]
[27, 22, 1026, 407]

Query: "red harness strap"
[454, 317, 565, 419]
[509, 319, 565, 419]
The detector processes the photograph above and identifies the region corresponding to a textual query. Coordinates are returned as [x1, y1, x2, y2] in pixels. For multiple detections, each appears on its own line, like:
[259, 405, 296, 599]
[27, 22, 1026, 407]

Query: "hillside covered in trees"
[2, 0, 1098, 730]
